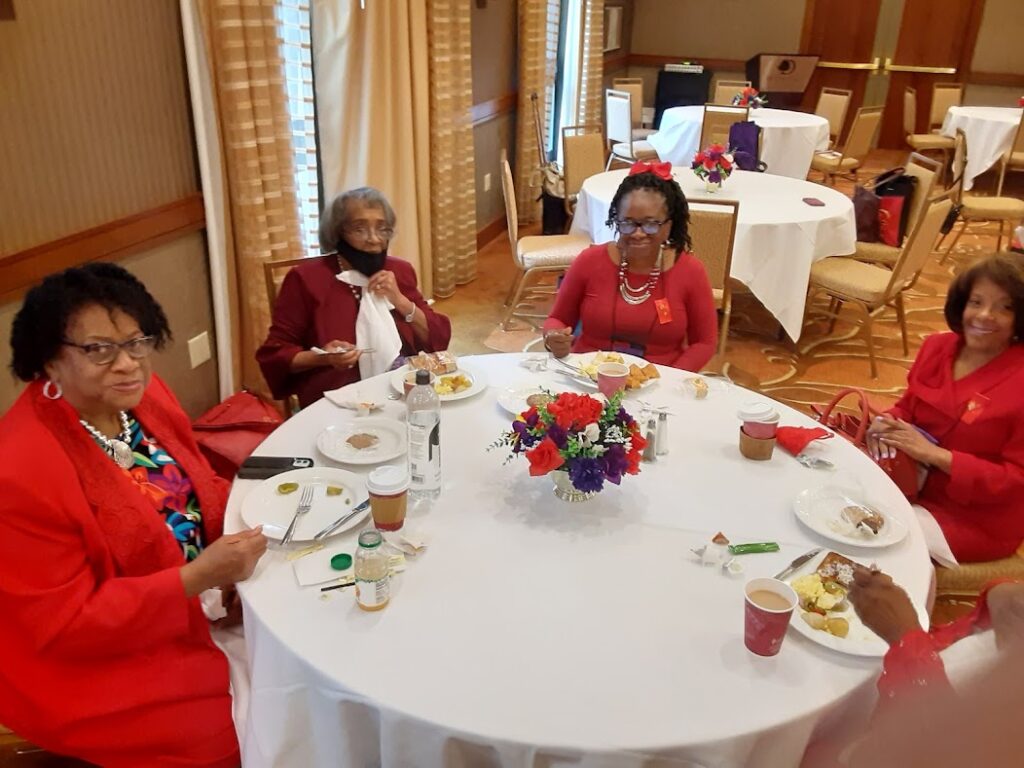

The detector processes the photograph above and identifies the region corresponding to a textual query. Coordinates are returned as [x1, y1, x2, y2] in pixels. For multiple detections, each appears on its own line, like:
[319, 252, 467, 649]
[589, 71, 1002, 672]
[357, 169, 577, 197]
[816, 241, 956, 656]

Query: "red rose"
[526, 437, 565, 476]
[548, 392, 603, 430]
[703, 158, 715, 171]
[695, 152, 707, 163]
[720, 157, 732, 170]
[709, 143, 725, 154]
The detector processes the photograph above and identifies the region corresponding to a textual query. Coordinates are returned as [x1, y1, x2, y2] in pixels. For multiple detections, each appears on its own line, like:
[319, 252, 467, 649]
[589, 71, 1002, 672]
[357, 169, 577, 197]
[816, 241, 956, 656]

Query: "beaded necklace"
[80, 411, 134, 469]
[618, 244, 663, 305]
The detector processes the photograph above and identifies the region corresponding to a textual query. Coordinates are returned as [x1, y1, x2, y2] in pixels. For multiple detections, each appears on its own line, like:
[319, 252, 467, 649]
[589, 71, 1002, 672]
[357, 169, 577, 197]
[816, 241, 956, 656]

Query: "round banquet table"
[940, 106, 1024, 191]
[568, 168, 856, 341]
[227, 354, 931, 768]
[647, 106, 831, 180]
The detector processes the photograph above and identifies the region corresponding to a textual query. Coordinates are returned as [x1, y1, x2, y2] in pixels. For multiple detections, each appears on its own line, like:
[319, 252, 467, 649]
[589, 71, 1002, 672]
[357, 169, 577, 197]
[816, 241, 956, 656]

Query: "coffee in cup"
[597, 362, 629, 400]
[743, 577, 798, 656]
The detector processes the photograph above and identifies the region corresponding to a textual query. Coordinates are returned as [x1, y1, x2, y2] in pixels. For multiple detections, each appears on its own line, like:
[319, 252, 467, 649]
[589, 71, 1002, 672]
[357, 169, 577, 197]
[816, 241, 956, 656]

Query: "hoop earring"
[42, 379, 63, 400]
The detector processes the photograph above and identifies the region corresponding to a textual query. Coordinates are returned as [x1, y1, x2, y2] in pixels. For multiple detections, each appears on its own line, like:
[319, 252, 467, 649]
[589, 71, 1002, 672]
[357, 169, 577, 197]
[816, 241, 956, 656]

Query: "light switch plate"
[483, 172, 492, 192]
[188, 332, 211, 369]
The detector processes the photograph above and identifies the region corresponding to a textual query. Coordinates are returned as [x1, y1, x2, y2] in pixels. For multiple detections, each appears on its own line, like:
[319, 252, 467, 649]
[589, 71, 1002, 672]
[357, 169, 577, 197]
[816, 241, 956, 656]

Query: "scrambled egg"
[434, 374, 472, 395]
[792, 574, 845, 611]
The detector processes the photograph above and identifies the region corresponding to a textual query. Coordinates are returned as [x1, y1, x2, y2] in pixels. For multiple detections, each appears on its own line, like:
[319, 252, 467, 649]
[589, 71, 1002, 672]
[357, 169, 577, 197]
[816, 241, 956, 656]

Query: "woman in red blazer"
[542, 162, 718, 372]
[868, 254, 1024, 562]
[0, 264, 267, 767]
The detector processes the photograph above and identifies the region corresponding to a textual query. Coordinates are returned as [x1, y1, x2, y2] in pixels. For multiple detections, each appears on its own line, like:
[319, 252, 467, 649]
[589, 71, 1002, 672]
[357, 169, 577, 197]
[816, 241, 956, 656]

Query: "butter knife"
[773, 547, 823, 581]
[313, 499, 370, 541]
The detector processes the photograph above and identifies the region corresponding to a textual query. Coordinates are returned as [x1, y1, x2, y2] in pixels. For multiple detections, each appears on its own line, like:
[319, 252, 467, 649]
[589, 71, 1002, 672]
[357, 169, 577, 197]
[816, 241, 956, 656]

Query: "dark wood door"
[799, 0, 882, 141]
[877, 0, 984, 148]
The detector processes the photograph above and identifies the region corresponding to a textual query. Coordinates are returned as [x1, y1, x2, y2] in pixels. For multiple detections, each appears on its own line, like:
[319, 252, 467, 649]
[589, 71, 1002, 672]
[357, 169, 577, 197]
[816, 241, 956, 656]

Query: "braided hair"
[605, 172, 692, 252]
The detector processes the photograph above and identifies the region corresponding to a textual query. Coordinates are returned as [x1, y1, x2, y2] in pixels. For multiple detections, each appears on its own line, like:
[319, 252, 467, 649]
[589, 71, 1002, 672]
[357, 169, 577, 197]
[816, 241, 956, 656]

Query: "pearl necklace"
[618, 244, 663, 305]
[335, 255, 362, 302]
[80, 411, 134, 469]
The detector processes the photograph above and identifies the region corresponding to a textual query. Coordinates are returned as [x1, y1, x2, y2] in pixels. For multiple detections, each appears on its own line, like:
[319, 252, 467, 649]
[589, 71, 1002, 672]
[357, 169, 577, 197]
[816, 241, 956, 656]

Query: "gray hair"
[318, 187, 397, 252]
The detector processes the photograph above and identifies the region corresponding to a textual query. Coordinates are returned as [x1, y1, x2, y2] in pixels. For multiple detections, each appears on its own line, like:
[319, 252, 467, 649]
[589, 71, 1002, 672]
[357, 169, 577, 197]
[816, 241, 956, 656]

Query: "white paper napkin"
[912, 503, 959, 569]
[337, 270, 402, 379]
[293, 543, 406, 587]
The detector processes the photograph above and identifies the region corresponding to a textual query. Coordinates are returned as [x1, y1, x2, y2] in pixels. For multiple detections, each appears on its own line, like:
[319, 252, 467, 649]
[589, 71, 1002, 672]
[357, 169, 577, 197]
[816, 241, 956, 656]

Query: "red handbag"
[814, 388, 920, 501]
[192, 391, 284, 480]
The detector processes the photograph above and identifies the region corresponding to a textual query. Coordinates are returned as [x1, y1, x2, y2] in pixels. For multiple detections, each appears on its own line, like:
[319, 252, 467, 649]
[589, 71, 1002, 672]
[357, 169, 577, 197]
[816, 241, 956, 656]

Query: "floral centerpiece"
[491, 390, 647, 502]
[691, 143, 734, 192]
[733, 86, 768, 108]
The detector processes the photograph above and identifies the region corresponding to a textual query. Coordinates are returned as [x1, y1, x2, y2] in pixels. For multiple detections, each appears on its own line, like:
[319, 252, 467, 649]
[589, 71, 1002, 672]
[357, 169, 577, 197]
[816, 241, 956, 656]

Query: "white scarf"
[336, 270, 403, 379]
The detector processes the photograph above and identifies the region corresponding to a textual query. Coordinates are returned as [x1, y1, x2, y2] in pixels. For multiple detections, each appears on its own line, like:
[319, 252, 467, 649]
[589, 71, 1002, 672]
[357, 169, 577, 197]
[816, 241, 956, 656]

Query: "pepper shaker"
[643, 417, 658, 462]
[656, 411, 669, 455]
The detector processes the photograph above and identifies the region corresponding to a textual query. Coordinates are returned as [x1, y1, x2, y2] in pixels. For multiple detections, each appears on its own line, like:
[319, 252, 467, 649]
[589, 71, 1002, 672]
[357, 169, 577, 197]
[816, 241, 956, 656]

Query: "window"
[550, 0, 583, 166]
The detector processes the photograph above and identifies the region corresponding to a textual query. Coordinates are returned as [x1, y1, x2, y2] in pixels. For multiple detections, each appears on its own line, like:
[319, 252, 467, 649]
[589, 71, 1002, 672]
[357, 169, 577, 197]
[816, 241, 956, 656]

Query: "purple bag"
[728, 121, 767, 172]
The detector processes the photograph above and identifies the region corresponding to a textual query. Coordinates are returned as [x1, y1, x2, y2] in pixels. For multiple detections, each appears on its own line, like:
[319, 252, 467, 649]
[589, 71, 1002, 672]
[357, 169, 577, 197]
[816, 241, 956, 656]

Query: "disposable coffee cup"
[744, 577, 798, 657]
[403, 369, 434, 396]
[366, 465, 409, 531]
[737, 401, 780, 439]
[597, 362, 629, 400]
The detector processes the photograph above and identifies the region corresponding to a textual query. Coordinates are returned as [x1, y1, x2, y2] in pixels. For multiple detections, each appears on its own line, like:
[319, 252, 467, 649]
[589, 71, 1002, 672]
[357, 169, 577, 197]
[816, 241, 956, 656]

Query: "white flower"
[581, 423, 600, 445]
[603, 425, 628, 444]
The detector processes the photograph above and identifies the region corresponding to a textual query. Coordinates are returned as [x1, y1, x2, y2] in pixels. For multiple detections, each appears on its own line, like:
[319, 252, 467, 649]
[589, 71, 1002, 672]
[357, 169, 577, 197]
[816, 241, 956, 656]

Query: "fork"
[281, 485, 315, 545]
[551, 357, 587, 377]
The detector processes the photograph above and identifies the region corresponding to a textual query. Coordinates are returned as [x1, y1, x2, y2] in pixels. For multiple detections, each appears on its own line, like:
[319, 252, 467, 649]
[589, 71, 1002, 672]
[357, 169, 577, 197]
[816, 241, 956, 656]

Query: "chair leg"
[862, 308, 878, 379]
[605, 153, 615, 171]
[828, 299, 843, 333]
[501, 269, 534, 330]
[503, 269, 526, 307]
[895, 293, 909, 356]
[996, 220, 1005, 252]
[717, 304, 732, 357]
[940, 220, 966, 264]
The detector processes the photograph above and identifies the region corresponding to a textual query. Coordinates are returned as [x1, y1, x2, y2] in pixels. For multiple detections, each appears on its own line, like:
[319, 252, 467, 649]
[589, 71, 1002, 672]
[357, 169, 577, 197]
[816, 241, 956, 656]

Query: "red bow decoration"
[629, 161, 673, 180]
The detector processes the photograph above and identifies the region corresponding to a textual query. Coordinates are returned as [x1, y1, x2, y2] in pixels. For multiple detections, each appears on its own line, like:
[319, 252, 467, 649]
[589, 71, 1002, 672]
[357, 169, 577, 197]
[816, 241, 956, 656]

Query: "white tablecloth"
[648, 107, 831, 180]
[568, 169, 857, 340]
[227, 354, 931, 768]
[941, 106, 1023, 191]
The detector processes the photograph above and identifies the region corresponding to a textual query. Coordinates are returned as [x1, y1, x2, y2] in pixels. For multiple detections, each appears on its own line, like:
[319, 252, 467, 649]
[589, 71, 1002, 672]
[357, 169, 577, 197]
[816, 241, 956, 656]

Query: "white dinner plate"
[558, 351, 659, 392]
[496, 386, 556, 417]
[793, 486, 909, 549]
[316, 417, 407, 466]
[240, 467, 369, 543]
[389, 364, 488, 402]
[786, 550, 928, 658]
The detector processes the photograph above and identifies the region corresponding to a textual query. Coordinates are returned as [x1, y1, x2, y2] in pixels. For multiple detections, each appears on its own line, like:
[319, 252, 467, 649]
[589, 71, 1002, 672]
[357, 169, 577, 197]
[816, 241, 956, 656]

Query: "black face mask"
[336, 238, 387, 277]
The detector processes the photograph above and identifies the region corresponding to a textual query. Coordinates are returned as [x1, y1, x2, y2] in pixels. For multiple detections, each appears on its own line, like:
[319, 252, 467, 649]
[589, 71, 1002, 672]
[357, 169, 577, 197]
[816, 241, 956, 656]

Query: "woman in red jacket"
[0, 263, 267, 767]
[542, 162, 718, 372]
[868, 254, 1024, 562]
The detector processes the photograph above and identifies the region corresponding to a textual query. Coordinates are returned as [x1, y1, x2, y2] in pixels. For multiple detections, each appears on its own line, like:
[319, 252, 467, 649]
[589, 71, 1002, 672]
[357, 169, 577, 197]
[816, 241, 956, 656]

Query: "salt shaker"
[656, 412, 669, 456]
[642, 417, 658, 462]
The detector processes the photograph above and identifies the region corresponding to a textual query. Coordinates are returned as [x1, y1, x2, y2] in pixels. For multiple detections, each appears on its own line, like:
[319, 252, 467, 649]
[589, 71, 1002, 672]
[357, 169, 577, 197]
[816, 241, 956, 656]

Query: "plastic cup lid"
[737, 401, 779, 423]
[330, 553, 353, 571]
[366, 464, 409, 495]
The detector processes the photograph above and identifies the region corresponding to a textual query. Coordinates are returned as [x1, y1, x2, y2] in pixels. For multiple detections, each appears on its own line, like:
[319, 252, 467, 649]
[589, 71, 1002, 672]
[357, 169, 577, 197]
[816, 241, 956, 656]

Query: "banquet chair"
[805, 194, 952, 377]
[935, 541, 1024, 597]
[698, 104, 749, 150]
[942, 129, 1024, 258]
[562, 124, 607, 221]
[264, 255, 319, 414]
[928, 82, 963, 133]
[809, 105, 883, 186]
[612, 77, 655, 140]
[852, 152, 942, 268]
[605, 89, 659, 170]
[712, 79, 750, 105]
[813, 86, 852, 148]
[499, 155, 590, 330]
[996, 110, 1024, 196]
[903, 87, 955, 181]
[688, 199, 739, 356]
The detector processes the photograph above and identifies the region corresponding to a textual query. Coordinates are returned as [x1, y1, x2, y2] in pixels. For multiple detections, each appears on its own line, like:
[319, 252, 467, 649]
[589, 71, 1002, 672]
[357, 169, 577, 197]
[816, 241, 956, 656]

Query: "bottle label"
[356, 575, 390, 608]
[408, 417, 441, 489]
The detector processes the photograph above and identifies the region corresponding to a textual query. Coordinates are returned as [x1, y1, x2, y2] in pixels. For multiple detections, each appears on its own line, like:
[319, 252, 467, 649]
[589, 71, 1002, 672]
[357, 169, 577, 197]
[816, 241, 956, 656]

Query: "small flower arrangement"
[733, 86, 768, 108]
[491, 390, 647, 494]
[691, 143, 734, 186]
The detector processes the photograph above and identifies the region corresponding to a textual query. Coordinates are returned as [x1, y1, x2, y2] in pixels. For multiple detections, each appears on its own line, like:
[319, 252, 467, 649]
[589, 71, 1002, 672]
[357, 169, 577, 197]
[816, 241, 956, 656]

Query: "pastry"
[409, 351, 458, 375]
[346, 433, 379, 450]
[841, 504, 885, 535]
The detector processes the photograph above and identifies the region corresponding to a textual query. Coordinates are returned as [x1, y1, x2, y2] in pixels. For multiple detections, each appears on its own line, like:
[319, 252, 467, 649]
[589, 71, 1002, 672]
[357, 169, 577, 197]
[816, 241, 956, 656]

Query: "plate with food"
[558, 351, 660, 392]
[788, 551, 928, 657]
[793, 486, 909, 548]
[316, 417, 406, 466]
[496, 387, 554, 417]
[240, 466, 369, 543]
[389, 363, 487, 402]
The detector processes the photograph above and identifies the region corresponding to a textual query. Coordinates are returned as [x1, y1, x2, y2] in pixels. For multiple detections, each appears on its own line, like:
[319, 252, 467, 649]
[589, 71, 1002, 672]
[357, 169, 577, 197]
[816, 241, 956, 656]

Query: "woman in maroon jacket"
[868, 254, 1024, 562]
[0, 263, 266, 767]
[257, 187, 451, 408]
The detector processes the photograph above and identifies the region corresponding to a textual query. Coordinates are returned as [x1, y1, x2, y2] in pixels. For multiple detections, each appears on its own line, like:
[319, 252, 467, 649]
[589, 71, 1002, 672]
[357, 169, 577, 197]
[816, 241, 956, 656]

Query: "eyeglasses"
[615, 219, 668, 235]
[62, 336, 157, 365]
[344, 225, 394, 240]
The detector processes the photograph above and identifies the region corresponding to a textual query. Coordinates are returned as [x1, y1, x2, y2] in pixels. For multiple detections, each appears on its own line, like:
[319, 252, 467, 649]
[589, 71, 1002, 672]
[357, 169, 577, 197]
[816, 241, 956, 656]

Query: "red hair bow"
[629, 161, 673, 180]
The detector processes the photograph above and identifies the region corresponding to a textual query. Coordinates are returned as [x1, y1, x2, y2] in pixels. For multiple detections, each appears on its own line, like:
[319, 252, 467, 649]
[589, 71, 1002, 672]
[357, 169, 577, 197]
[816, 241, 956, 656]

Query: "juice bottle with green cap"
[354, 530, 390, 611]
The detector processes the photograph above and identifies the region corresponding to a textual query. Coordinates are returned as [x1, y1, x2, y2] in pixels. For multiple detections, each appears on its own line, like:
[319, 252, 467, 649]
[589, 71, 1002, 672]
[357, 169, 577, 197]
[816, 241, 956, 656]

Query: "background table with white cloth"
[940, 106, 1024, 191]
[228, 354, 932, 768]
[647, 106, 831, 180]
[569, 168, 857, 340]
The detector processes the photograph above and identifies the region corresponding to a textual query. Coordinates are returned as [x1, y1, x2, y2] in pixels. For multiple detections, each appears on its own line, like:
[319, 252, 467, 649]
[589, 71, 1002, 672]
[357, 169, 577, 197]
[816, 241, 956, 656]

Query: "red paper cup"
[597, 362, 629, 400]
[744, 577, 797, 657]
[741, 419, 778, 439]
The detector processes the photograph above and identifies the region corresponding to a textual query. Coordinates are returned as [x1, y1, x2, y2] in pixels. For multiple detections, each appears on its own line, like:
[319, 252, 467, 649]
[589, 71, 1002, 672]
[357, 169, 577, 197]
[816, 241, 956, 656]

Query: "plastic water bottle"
[407, 369, 441, 499]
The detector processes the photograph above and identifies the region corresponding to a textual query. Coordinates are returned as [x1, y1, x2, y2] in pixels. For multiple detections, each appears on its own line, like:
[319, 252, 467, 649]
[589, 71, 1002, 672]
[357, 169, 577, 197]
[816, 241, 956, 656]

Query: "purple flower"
[512, 420, 539, 449]
[547, 422, 569, 449]
[708, 171, 721, 183]
[602, 444, 629, 485]
[568, 456, 605, 494]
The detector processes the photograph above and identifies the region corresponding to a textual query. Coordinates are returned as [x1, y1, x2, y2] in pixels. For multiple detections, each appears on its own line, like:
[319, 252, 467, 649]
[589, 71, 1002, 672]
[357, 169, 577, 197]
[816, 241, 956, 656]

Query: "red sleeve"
[544, 248, 594, 332]
[0, 477, 193, 660]
[875, 629, 954, 716]
[391, 260, 451, 352]
[671, 256, 718, 372]
[945, 420, 1024, 505]
[256, 267, 315, 400]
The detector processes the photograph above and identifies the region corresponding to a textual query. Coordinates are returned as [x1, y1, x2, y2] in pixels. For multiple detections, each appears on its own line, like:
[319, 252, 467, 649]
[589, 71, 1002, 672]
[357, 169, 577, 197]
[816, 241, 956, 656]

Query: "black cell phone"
[237, 456, 314, 480]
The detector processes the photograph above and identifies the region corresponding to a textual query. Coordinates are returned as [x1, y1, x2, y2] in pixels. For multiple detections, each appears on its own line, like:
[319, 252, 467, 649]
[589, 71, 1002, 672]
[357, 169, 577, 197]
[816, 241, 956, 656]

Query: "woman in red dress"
[867, 255, 1024, 562]
[543, 162, 718, 372]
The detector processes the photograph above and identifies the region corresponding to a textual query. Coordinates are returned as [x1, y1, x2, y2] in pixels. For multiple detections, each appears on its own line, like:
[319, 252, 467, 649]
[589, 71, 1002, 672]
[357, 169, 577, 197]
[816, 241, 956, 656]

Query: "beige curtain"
[186, 0, 305, 398]
[426, 0, 477, 297]
[578, 0, 605, 126]
[514, 0, 560, 225]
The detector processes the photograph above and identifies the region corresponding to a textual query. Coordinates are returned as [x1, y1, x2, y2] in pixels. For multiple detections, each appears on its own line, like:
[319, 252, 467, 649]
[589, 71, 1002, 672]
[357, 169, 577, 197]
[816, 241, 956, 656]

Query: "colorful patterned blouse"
[123, 414, 205, 561]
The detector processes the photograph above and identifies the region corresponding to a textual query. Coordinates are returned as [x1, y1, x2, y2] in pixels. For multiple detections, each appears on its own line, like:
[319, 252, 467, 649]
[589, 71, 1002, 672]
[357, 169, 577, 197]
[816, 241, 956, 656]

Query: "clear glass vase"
[551, 470, 597, 502]
[705, 179, 722, 193]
